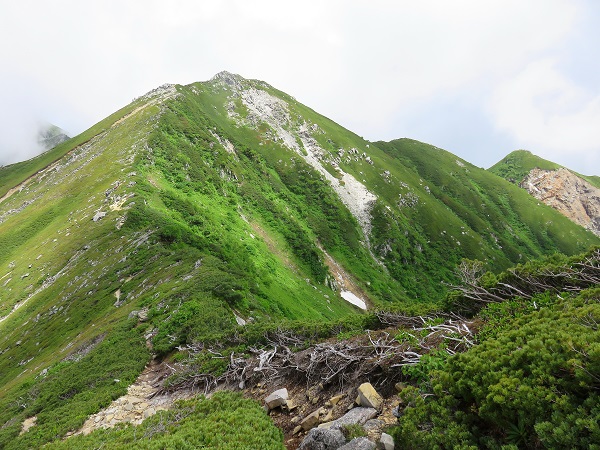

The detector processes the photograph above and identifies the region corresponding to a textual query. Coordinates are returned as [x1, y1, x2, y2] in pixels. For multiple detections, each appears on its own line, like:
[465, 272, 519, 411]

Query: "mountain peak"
[210, 70, 246, 88]
[1, 73, 599, 448]
[37, 122, 69, 151]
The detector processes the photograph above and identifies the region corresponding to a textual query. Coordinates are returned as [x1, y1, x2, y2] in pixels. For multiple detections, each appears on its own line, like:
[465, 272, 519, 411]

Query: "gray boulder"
[319, 407, 377, 430]
[379, 432, 395, 450]
[93, 211, 107, 222]
[298, 427, 347, 450]
[338, 437, 376, 450]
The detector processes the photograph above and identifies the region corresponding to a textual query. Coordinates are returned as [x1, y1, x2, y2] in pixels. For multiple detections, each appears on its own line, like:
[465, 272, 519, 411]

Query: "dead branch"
[156, 314, 477, 396]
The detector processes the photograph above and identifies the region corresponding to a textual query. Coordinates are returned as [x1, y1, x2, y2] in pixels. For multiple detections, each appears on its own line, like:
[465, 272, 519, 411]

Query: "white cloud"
[0, 0, 598, 173]
[321, 0, 579, 138]
[488, 58, 600, 172]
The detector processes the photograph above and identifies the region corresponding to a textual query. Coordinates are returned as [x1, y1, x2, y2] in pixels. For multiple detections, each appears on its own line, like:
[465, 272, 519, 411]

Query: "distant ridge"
[491, 150, 600, 236]
[37, 122, 70, 151]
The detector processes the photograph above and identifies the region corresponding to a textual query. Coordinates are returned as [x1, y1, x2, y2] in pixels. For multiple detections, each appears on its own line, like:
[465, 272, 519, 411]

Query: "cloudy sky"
[1, 0, 599, 175]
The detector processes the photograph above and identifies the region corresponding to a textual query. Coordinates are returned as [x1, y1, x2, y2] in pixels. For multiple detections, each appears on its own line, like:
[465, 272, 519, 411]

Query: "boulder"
[357, 383, 383, 410]
[128, 308, 149, 321]
[298, 427, 347, 450]
[362, 419, 384, 432]
[301, 408, 323, 431]
[322, 410, 334, 423]
[379, 432, 395, 450]
[338, 437, 376, 450]
[330, 394, 344, 406]
[285, 398, 298, 411]
[319, 407, 377, 430]
[264, 388, 288, 410]
[137, 308, 149, 322]
[93, 211, 107, 222]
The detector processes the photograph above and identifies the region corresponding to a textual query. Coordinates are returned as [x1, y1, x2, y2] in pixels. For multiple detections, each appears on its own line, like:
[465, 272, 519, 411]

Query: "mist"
[0, 77, 50, 166]
[0, 111, 43, 167]
[1, 2, 599, 174]
[0, 73, 78, 167]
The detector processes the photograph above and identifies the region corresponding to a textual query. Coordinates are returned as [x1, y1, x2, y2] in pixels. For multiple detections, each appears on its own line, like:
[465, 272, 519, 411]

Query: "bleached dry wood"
[156, 314, 477, 395]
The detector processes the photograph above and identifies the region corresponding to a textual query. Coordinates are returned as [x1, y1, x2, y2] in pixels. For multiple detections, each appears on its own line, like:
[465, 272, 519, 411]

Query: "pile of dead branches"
[155, 314, 476, 396]
[451, 248, 600, 307]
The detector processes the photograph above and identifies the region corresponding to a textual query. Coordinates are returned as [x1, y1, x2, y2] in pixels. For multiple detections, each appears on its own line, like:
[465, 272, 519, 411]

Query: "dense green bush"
[393, 290, 600, 449]
[0, 322, 149, 450]
[44, 391, 285, 450]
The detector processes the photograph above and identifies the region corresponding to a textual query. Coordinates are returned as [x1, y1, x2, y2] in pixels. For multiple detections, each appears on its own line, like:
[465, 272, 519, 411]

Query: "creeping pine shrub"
[392, 290, 600, 449]
[401, 349, 450, 386]
[43, 391, 285, 450]
[0, 323, 149, 450]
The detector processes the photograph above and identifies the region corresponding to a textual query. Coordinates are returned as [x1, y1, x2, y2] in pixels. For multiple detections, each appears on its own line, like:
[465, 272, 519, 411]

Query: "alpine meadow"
[0, 72, 599, 449]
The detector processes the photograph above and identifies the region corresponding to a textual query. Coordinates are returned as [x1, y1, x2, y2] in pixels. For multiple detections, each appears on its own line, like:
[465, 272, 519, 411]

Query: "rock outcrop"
[338, 437, 376, 450]
[520, 168, 600, 236]
[299, 428, 347, 450]
[318, 407, 378, 430]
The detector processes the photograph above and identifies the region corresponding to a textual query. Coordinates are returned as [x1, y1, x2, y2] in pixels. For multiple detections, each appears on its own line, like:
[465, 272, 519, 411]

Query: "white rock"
[380, 432, 395, 450]
[264, 388, 288, 410]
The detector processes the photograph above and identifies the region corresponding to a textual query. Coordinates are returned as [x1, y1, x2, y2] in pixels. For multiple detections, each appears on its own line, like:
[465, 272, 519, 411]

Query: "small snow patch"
[340, 291, 367, 310]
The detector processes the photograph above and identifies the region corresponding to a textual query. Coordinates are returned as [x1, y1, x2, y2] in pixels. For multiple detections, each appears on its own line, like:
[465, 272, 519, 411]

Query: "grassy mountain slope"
[490, 149, 600, 187]
[0, 73, 599, 448]
[375, 139, 598, 270]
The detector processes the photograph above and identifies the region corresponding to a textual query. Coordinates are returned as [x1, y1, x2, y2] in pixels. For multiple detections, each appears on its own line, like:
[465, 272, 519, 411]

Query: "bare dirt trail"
[70, 359, 187, 436]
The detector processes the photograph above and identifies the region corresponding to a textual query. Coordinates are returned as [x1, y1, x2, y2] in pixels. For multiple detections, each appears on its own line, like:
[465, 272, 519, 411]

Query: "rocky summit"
[0, 73, 599, 449]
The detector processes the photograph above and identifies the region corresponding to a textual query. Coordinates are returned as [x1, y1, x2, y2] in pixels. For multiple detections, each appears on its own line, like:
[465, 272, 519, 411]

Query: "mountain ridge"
[0, 72, 599, 449]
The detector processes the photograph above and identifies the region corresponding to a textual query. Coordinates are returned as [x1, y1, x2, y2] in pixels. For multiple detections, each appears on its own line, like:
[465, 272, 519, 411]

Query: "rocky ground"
[17, 350, 401, 449]
[61, 357, 401, 449]
[521, 167, 600, 236]
[255, 381, 399, 449]
[68, 359, 191, 437]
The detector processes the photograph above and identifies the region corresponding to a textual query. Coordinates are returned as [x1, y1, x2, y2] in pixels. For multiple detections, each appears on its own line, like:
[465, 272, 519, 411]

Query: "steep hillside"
[375, 139, 597, 266]
[0, 72, 599, 449]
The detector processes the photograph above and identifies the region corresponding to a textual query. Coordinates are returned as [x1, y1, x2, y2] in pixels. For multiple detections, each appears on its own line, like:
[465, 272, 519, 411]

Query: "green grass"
[375, 139, 598, 278]
[0, 321, 149, 449]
